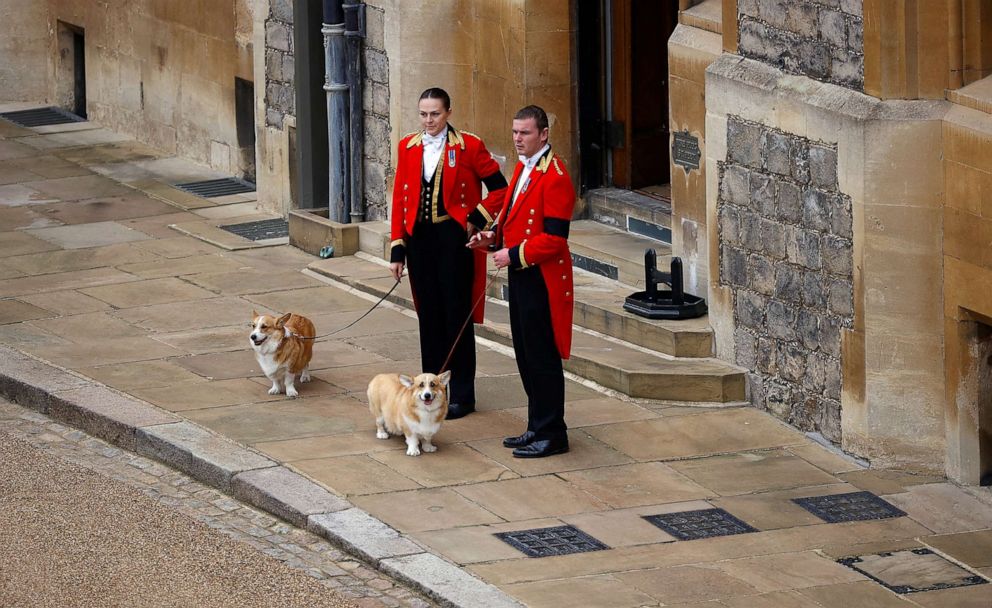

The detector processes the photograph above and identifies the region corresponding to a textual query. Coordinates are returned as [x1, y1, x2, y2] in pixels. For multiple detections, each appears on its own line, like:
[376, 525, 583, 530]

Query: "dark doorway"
[72, 28, 86, 118]
[57, 22, 87, 119]
[577, 0, 679, 192]
[235, 77, 256, 182]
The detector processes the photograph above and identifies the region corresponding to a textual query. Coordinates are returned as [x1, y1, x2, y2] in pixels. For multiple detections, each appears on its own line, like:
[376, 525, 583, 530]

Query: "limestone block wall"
[362, 5, 390, 221]
[0, 1, 50, 102]
[263, 0, 294, 130]
[706, 55, 947, 473]
[39, 0, 256, 174]
[718, 116, 853, 441]
[737, 0, 864, 90]
[669, 23, 723, 298]
[943, 102, 992, 484]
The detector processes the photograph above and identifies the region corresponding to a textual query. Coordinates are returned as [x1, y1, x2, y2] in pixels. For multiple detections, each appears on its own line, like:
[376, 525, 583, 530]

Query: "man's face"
[512, 118, 548, 159]
[418, 98, 451, 136]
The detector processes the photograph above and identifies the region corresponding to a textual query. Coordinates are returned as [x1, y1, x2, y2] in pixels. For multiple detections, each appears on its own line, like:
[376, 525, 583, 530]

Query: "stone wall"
[718, 115, 853, 442]
[738, 0, 864, 91]
[362, 5, 390, 221]
[0, 1, 49, 103]
[264, 0, 294, 129]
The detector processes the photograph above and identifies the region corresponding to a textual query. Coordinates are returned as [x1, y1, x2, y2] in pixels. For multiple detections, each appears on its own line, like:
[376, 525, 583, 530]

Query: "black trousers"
[405, 219, 476, 405]
[508, 265, 566, 441]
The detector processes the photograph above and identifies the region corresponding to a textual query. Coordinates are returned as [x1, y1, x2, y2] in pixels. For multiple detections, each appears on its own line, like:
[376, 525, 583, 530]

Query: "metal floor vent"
[219, 218, 288, 241]
[792, 491, 906, 524]
[494, 525, 609, 558]
[0, 106, 85, 127]
[173, 177, 256, 198]
[643, 508, 758, 541]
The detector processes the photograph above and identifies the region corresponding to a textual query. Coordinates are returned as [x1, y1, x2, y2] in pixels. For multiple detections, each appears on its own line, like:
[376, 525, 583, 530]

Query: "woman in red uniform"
[389, 88, 508, 419]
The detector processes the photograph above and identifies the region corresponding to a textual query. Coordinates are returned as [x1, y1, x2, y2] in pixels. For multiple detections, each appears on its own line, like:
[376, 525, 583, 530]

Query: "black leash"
[298, 278, 401, 342]
[439, 267, 502, 373]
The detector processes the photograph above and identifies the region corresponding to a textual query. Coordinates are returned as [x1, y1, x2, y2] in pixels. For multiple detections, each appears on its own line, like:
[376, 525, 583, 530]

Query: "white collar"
[519, 144, 550, 168]
[423, 127, 448, 147]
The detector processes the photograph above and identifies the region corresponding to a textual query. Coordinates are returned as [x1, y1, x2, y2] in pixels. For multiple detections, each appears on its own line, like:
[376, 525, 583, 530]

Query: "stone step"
[307, 256, 745, 403]
[349, 219, 712, 358]
[582, 187, 673, 243]
[569, 219, 671, 287]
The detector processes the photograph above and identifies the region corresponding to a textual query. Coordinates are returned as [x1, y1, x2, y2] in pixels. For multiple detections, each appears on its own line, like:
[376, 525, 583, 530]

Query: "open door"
[610, 0, 678, 190]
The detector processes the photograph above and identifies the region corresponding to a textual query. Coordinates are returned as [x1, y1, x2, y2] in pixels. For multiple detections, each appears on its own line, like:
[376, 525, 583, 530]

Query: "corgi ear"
[251, 309, 259, 321]
[276, 312, 292, 327]
[399, 375, 414, 388]
[438, 370, 452, 386]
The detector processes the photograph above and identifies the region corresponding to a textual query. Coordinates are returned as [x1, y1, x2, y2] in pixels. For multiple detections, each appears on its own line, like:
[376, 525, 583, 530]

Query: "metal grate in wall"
[0, 106, 85, 127]
[173, 177, 256, 198]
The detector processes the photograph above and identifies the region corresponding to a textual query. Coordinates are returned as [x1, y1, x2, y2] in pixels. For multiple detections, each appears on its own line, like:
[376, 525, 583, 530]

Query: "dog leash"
[439, 266, 503, 374]
[295, 278, 401, 342]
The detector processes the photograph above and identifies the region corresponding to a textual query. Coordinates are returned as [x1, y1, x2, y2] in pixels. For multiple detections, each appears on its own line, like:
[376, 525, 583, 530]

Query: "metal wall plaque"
[673, 130, 701, 171]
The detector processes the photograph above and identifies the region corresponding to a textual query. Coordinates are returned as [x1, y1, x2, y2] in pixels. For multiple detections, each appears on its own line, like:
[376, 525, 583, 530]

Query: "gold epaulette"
[537, 154, 552, 173]
[405, 132, 423, 148]
[447, 128, 466, 150]
[552, 157, 564, 175]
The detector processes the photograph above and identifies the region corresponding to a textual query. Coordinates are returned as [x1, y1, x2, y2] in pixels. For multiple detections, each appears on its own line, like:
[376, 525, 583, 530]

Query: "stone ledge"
[0, 346, 91, 413]
[380, 553, 525, 608]
[307, 508, 423, 564]
[136, 421, 276, 492]
[231, 466, 351, 529]
[49, 385, 180, 452]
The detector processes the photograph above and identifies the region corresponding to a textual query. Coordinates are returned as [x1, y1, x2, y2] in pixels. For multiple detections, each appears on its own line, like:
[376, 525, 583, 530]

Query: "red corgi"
[249, 310, 315, 398]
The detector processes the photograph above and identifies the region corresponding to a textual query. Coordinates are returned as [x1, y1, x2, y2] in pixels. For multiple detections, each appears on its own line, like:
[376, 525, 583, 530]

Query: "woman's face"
[418, 97, 451, 137]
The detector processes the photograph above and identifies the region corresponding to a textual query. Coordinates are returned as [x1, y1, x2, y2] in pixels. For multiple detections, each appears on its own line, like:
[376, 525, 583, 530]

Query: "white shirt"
[422, 127, 447, 181]
[512, 143, 550, 203]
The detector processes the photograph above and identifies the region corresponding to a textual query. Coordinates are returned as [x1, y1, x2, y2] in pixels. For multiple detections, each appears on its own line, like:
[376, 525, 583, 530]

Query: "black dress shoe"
[445, 402, 475, 420]
[502, 431, 536, 448]
[512, 437, 569, 459]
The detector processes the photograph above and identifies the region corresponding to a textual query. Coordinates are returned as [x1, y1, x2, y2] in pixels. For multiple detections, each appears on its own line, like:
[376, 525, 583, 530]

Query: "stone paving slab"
[231, 466, 351, 529]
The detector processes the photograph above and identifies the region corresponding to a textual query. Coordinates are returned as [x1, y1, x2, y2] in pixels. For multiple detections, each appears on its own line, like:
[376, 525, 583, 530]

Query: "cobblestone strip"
[0, 346, 523, 608]
[0, 398, 435, 608]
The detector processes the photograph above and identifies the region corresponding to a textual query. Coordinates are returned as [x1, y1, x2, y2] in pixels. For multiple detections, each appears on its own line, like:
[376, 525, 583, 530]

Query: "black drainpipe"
[344, 3, 366, 223]
[322, 0, 348, 222]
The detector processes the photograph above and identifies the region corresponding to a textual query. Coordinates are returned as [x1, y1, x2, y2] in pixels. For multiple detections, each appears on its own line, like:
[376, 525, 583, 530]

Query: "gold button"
[525, 229, 531, 235]
[565, 291, 571, 297]
[461, 194, 465, 199]
[461, 182, 466, 187]
[527, 219, 533, 225]
[404, 184, 408, 190]
[403, 196, 408, 201]
[529, 209, 535, 215]
[561, 275, 567, 280]
[403, 207, 407, 213]
[461, 204, 467, 208]
[558, 259, 563, 264]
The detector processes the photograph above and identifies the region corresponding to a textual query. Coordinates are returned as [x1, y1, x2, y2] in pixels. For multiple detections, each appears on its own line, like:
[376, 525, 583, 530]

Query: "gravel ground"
[0, 399, 433, 608]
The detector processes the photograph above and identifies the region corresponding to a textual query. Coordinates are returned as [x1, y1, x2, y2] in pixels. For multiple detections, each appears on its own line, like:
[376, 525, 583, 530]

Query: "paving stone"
[381, 553, 523, 608]
[838, 547, 988, 594]
[307, 509, 423, 564]
[231, 466, 351, 528]
[0, 346, 91, 413]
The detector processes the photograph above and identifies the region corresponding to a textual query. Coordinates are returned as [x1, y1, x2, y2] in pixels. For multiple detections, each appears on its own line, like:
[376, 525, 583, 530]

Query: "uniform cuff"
[467, 208, 490, 231]
[390, 243, 406, 263]
[509, 243, 529, 269]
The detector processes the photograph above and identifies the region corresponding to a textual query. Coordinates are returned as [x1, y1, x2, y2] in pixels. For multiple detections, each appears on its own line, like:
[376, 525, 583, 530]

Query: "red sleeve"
[389, 142, 408, 262]
[517, 170, 575, 268]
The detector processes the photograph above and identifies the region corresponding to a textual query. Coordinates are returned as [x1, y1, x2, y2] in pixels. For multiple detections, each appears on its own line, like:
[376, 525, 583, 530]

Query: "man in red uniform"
[389, 88, 508, 419]
[469, 105, 575, 458]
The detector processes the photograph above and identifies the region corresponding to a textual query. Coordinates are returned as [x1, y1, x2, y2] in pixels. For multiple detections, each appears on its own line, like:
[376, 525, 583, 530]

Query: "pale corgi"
[250, 310, 315, 398]
[367, 371, 451, 456]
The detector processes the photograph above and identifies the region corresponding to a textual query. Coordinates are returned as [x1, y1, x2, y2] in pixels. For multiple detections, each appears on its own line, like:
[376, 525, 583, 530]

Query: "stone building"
[3, 0, 990, 485]
[672, 0, 992, 485]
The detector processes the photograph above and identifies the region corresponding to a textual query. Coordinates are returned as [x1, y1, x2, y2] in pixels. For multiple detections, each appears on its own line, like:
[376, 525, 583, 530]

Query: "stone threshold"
[0, 345, 522, 608]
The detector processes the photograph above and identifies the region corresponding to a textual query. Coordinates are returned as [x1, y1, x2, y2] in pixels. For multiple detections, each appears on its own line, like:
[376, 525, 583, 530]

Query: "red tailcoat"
[499, 147, 576, 358]
[390, 126, 507, 322]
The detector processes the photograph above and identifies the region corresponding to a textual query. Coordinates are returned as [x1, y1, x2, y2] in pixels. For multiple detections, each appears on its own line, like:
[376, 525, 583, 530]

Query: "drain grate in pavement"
[642, 508, 758, 541]
[792, 491, 906, 524]
[219, 218, 288, 241]
[838, 548, 989, 594]
[494, 525, 609, 558]
[0, 106, 85, 127]
[173, 177, 256, 198]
